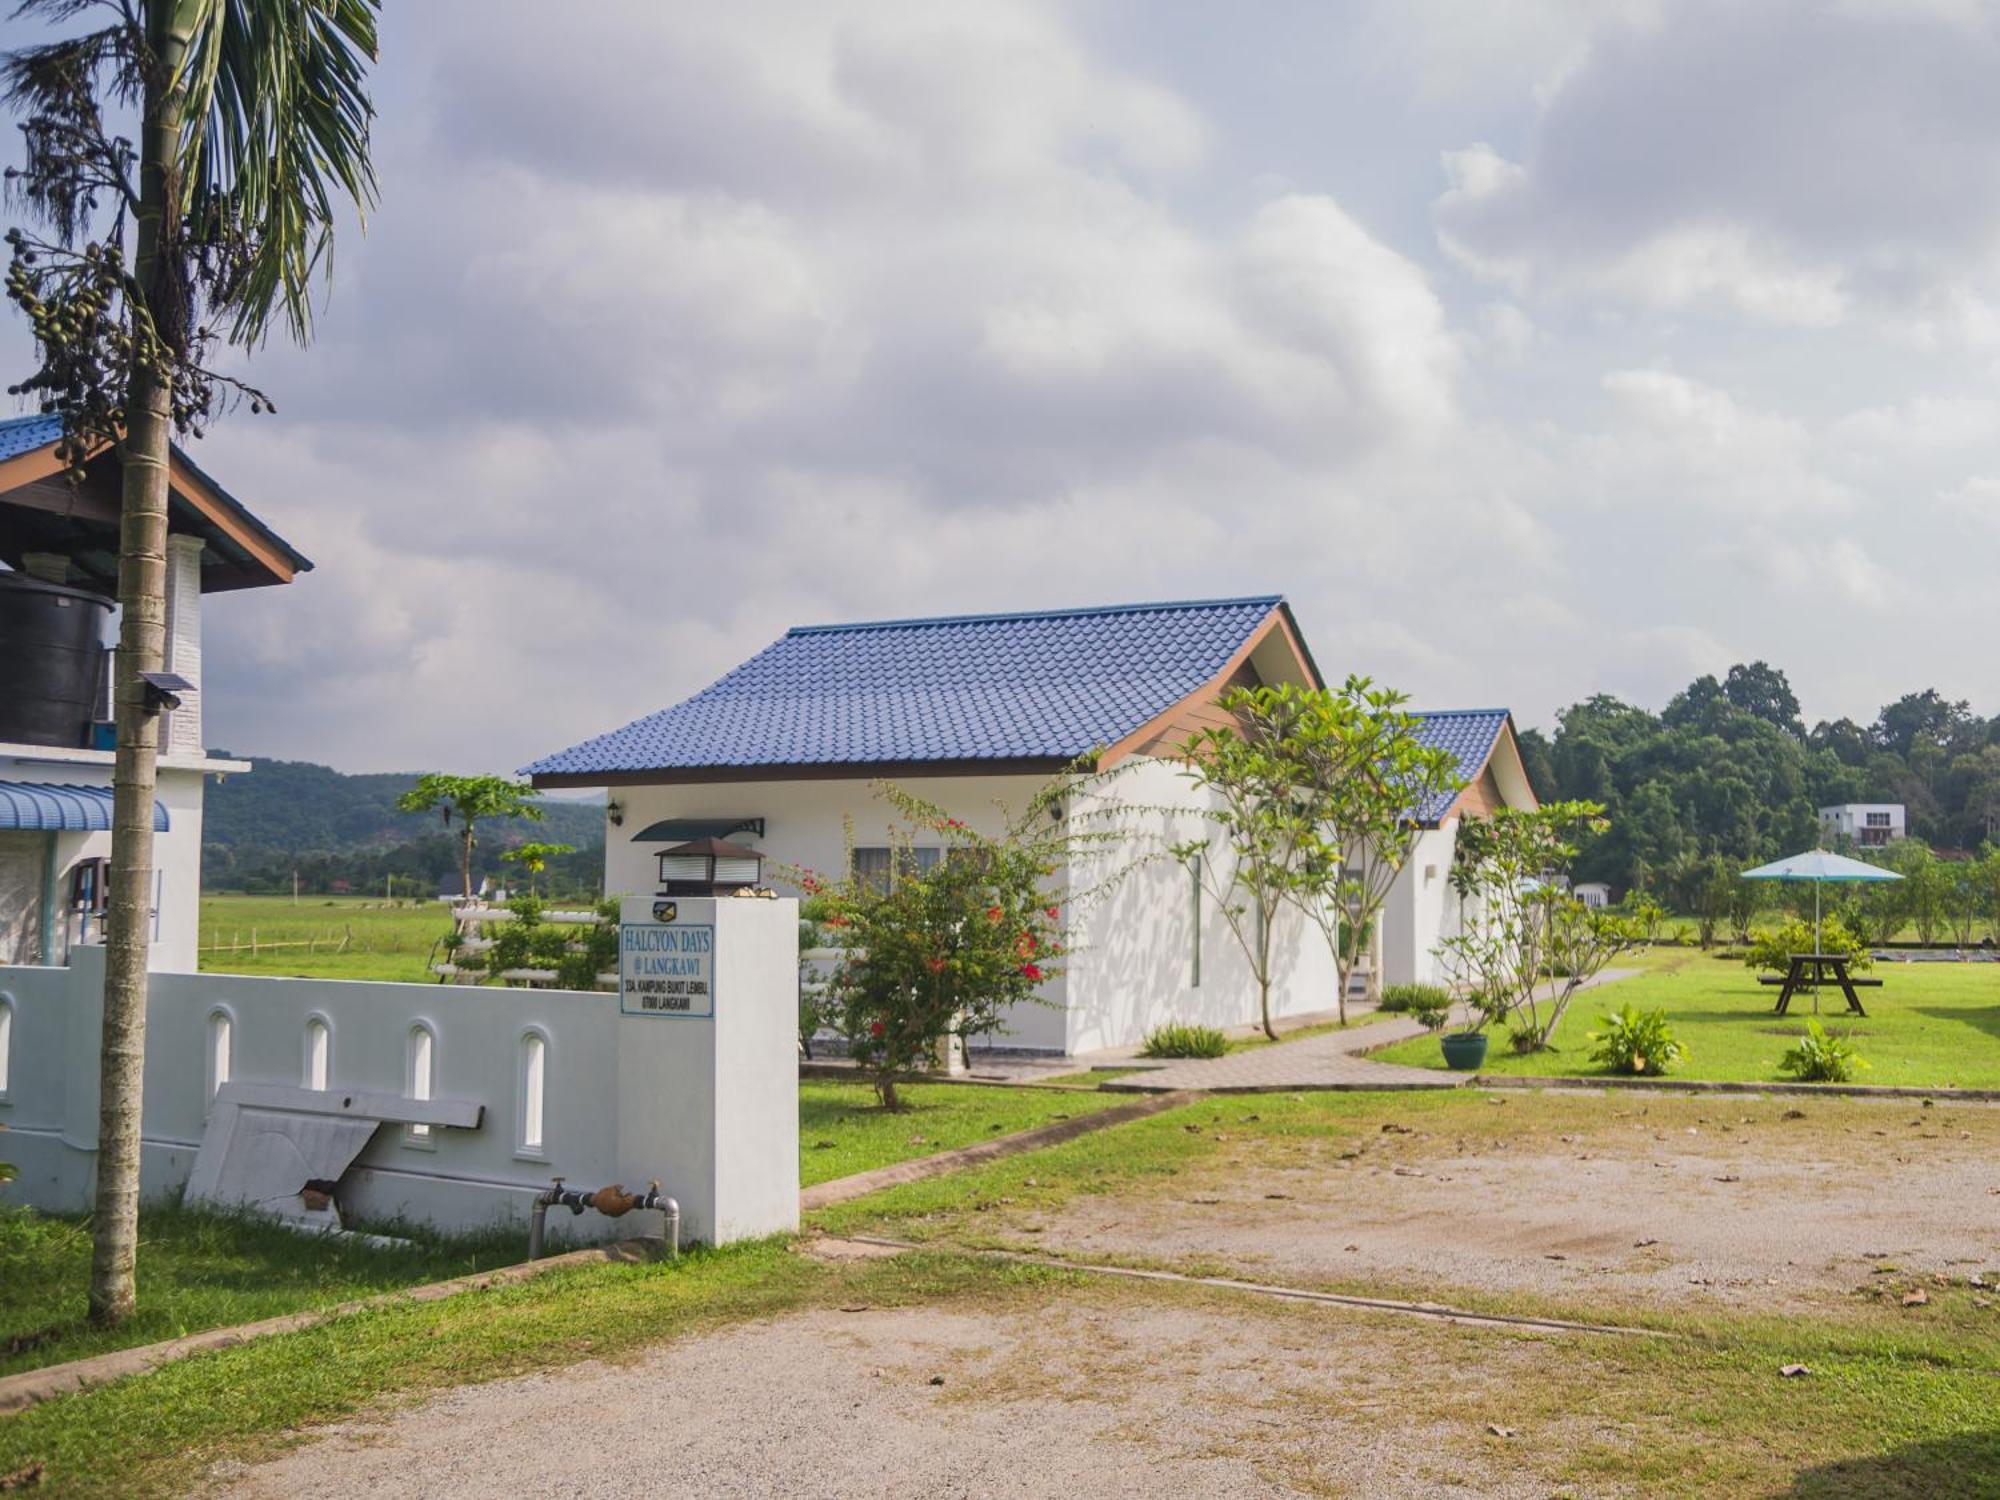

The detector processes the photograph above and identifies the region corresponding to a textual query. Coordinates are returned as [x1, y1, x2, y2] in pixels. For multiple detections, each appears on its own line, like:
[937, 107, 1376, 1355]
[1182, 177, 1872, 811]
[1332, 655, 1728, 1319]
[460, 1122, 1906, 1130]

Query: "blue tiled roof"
[0, 413, 311, 576]
[526, 597, 1293, 778]
[0, 413, 62, 461]
[0, 781, 168, 832]
[1412, 709, 1512, 823]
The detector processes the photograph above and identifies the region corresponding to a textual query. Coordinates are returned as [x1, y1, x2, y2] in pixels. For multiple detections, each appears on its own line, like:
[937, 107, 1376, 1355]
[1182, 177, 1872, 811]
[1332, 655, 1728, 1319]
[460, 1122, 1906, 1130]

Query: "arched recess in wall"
[406, 1021, 437, 1145]
[517, 1027, 549, 1159]
[304, 1014, 332, 1091]
[206, 1006, 235, 1110]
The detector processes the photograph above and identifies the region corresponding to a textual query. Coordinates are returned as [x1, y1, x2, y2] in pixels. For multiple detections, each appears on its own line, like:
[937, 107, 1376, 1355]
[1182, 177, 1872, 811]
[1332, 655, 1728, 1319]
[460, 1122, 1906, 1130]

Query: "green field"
[198, 894, 454, 983]
[1372, 945, 2000, 1088]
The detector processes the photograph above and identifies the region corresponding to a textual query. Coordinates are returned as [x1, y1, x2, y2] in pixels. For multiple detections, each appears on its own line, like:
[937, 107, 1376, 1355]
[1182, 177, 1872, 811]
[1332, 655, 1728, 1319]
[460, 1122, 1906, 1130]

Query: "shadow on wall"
[1066, 771, 1329, 1052]
[1778, 1430, 2000, 1498]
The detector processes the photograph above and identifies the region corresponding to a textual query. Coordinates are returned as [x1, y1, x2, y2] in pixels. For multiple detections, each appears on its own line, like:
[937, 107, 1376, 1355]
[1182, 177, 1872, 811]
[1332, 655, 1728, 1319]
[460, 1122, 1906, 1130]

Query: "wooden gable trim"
[165, 451, 297, 584]
[0, 442, 90, 496]
[1097, 605, 1317, 769]
[0, 436, 296, 586]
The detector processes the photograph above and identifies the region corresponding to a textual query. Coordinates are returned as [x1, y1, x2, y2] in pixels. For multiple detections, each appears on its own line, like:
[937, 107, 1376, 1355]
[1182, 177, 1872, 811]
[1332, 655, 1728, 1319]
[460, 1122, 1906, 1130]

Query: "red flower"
[1020, 963, 1043, 981]
[1045, 906, 1060, 921]
[869, 1020, 885, 1037]
[926, 956, 946, 974]
[1015, 932, 1037, 956]
[825, 915, 849, 929]
[986, 905, 1004, 923]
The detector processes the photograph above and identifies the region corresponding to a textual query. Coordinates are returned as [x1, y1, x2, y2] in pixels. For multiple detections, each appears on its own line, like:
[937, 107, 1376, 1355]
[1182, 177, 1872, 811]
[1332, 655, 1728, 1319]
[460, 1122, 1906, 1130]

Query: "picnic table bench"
[1758, 953, 1879, 1016]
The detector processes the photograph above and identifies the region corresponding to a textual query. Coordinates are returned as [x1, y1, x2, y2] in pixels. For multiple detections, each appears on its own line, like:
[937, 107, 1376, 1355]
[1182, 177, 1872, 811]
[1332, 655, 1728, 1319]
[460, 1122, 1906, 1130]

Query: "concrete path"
[1107, 969, 1643, 1094]
[1102, 1012, 1459, 1093]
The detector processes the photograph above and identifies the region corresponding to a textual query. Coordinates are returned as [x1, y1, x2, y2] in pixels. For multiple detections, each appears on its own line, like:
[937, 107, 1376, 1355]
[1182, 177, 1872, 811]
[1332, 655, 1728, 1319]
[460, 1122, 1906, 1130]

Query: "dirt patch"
[207, 1295, 1606, 1499]
[1022, 1097, 2000, 1313]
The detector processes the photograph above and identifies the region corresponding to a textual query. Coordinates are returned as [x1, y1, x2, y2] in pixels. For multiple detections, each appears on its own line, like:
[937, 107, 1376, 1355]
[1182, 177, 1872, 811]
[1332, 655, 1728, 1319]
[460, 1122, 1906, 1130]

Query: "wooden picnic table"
[1756, 953, 1880, 1016]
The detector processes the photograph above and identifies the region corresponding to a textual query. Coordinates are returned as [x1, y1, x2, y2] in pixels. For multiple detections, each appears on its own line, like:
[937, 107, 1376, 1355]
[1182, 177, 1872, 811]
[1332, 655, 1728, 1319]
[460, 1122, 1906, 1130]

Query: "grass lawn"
[1369, 945, 2000, 1088]
[800, 1080, 1126, 1186]
[0, 1206, 521, 1379]
[199, 894, 451, 983]
[4, 1091, 1998, 1494]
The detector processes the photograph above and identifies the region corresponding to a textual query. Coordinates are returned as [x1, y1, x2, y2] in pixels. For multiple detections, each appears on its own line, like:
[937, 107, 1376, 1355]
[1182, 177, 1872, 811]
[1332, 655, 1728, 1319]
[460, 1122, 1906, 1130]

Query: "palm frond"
[175, 0, 379, 345]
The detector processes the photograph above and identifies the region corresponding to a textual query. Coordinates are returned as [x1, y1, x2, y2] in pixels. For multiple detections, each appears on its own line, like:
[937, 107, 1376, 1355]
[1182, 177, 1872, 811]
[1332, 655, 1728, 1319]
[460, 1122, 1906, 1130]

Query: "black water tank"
[0, 570, 112, 748]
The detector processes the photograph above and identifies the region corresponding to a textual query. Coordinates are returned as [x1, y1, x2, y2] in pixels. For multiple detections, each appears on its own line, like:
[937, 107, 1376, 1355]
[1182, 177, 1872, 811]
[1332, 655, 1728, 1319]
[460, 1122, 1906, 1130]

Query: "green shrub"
[1745, 917, 1870, 974]
[1140, 1022, 1229, 1059]
[1586, 1003, 1687, 1076]
[1411, 1001, 1452, 1032]
[1379, 982, 1451, 1014]
[1778, 1018, 1868, 1083]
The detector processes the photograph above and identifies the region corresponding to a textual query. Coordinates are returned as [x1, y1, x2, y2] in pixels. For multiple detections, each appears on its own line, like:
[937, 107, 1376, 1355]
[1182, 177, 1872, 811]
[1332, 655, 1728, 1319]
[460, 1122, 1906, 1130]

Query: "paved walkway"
[1108, 969, 1642, 1094]
[1101, 1012, 1460, 1093]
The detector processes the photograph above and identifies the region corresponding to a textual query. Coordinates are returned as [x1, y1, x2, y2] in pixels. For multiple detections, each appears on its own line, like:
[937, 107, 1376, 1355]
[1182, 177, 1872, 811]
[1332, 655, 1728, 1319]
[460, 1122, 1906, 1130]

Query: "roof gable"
[1413, 709, 1535, 824]
[0, 413, 311, 591]
[527, 596, 1302, 782]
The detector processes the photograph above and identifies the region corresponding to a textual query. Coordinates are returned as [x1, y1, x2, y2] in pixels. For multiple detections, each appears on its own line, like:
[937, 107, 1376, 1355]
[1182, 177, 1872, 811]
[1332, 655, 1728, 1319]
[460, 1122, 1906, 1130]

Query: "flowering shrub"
[796, 785, 1075, 1109]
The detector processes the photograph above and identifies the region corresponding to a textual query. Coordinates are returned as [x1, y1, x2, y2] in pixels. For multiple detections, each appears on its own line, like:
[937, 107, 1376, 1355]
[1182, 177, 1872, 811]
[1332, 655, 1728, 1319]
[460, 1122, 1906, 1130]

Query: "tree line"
[1520, 661, 2000, 910]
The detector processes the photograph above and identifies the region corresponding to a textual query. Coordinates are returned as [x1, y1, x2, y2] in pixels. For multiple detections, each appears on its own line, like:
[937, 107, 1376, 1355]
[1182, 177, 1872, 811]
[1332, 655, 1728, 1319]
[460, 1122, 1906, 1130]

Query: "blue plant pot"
[1439, 1032, 1489, 1071]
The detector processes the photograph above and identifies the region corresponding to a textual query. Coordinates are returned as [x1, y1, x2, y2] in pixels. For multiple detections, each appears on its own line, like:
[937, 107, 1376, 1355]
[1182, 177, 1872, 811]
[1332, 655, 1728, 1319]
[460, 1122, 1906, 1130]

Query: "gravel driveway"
[207, 1298, 1593, 1500]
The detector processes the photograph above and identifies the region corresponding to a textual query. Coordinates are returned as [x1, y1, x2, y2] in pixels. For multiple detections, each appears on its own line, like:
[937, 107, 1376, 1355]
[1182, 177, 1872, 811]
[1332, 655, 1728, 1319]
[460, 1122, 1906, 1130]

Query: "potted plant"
[1438, 991, 1504, 1071]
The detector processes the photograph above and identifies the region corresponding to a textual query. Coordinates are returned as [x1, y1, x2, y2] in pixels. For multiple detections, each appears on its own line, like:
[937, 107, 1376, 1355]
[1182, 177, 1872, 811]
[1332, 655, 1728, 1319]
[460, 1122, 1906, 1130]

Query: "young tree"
[499, 841, 574, 899]
[1438, 802, 1638, 1051]
[397, 774, 544, 906]
[1177, 691, 1322, 1040]
[1278, 680, 1462, 1025]
[4, 0, 379, 1327]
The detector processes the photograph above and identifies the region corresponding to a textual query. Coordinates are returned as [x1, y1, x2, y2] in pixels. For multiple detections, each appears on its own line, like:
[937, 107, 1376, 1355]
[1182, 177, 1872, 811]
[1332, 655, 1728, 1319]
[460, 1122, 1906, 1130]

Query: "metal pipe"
[527, 1177, 679, 1260]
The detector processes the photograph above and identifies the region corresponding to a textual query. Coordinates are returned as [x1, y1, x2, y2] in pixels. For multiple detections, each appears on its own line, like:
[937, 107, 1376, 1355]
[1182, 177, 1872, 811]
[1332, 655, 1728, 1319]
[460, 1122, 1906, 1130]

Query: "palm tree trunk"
[88, 2, 192, 1329]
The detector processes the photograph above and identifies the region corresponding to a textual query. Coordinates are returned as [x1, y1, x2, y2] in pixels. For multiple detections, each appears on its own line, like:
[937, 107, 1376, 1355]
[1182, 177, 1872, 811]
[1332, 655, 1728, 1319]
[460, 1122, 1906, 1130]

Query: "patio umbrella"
[1739, 849, 1902, 954]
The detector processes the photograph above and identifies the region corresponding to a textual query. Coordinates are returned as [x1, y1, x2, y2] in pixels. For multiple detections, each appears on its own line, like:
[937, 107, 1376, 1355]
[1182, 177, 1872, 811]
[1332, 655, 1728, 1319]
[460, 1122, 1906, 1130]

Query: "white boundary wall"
[0, 897, 798, 1247]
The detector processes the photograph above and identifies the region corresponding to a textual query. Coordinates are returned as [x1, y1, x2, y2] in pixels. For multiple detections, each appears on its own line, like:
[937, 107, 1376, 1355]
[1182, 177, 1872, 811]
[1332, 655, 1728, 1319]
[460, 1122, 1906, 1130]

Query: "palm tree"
[4, 0, 380, 1326]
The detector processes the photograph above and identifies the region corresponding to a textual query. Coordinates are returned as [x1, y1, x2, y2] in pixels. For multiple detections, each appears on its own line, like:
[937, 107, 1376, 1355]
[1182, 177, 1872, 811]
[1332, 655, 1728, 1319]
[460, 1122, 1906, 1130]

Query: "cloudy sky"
[8, 0, 2000, 772]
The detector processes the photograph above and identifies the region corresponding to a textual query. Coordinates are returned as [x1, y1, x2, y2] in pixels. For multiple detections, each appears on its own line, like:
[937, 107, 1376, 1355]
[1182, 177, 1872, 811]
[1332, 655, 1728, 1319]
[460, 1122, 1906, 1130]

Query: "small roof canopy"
[0, 781, 168, 832]
[1741, 851, 1903, 883]
[0, 413, 311, 594]
[630, 816, 765, 844]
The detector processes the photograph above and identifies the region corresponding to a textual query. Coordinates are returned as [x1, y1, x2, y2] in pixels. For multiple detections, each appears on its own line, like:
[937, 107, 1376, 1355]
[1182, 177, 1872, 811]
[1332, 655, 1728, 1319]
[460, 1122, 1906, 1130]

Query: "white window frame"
[0, 993, 13, 1103]
[303, 1013, 332, 1091]
[405, 1020, 438, 1148]
[516, 1027, 550, 1161]
[205, 1006, 235, 1115]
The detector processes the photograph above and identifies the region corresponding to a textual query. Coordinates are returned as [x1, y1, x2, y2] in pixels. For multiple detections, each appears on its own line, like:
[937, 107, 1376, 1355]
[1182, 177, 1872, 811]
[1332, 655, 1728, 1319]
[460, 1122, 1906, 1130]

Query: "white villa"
[528, 597, 1536, 1055]
[0, 414, 310, 972]
[1818, 802, 1906, 849]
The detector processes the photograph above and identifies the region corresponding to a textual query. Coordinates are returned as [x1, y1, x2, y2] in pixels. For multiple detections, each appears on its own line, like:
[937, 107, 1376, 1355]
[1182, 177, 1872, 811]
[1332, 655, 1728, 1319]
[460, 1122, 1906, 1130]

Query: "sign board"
[620, 921, 715, 1018]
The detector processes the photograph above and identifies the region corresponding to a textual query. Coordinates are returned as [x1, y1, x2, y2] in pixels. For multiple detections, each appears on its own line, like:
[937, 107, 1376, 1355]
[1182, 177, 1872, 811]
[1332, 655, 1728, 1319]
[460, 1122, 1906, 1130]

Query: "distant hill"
[202, 758, 604, 895]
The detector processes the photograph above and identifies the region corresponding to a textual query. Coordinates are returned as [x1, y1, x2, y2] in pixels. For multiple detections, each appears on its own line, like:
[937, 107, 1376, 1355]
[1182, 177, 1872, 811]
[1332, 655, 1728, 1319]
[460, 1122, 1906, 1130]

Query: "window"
[406, 1023, 436, 1145]
[850, 846, 941, 894]
[1866, 812, 1891, 828]
[304, 1016, 331, 1091]
[518, 1030, 548, 1157]
[206, 1009, 233, 1110]
[1188, 859, 1202, 989]
[0, 995, 12, 1101]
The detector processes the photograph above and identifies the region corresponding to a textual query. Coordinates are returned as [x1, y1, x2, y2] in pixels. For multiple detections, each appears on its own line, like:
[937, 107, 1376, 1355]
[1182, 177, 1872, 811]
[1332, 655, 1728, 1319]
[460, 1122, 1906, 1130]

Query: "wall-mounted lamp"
[606, 798, 625, 828]
[139, 670, 193, 717]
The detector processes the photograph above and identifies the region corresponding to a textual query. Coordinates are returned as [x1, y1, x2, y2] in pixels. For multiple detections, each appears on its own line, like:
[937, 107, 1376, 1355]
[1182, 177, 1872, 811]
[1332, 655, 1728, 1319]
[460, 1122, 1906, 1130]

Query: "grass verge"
[0, 1205, 523, 1379]
[800, 1080, 1125, 1187]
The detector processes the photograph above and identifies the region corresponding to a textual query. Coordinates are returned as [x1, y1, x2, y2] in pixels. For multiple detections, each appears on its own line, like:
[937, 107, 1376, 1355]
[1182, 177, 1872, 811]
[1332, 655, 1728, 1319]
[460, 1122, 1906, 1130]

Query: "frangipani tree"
[1438, 801, 1639, 1050]
[1283, 679, 1462, 1025]
[1177, 691, 1323, 1040]
[4, 0, 380, 1326]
